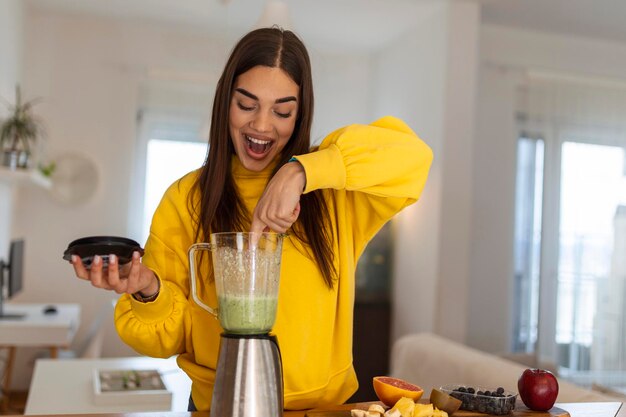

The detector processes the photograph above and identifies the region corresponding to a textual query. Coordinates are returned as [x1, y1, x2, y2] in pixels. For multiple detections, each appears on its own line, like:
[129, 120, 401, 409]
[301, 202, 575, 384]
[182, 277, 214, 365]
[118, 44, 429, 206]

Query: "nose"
[250, 110, 272, 133]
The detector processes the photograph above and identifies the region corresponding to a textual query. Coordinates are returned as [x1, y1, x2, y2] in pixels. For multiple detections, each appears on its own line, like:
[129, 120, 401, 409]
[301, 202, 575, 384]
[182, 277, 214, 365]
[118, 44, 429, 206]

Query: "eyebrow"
[235, 88, 297, 104]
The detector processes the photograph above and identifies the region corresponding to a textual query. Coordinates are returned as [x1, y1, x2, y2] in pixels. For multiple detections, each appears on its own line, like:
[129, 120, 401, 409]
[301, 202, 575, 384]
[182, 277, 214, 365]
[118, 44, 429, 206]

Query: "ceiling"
[25, 0, 434, 52]
[481, 0, 626, 45]
[25, 0, 626, 51]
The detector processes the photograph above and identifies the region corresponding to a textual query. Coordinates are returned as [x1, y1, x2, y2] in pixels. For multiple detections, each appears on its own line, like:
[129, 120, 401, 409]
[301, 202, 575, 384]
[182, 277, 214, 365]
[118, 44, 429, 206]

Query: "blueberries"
[445, 385, 516, 415]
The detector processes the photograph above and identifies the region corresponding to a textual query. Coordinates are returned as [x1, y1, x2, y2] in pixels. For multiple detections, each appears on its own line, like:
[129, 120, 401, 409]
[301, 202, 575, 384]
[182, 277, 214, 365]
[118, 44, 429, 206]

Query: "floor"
[1, 391, 27, 415]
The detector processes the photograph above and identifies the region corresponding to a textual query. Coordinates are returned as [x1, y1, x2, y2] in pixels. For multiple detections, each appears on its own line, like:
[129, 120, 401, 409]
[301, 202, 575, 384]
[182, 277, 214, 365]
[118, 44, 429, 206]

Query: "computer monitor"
[0, 239, 25, 319]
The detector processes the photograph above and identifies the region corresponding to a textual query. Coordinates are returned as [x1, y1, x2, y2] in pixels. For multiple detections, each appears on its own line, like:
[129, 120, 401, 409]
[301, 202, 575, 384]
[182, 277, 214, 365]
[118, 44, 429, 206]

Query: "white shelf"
[0, 165, 52, 189]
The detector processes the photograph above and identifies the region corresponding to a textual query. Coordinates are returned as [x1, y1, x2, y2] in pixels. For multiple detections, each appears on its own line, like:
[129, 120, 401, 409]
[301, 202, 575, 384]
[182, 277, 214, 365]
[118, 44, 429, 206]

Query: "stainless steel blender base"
[211, 333, 283, 417]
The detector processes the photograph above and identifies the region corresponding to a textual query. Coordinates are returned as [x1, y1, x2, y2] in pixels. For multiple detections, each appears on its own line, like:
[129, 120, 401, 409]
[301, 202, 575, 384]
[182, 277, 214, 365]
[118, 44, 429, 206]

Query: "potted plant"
[0, 85, 45, 170]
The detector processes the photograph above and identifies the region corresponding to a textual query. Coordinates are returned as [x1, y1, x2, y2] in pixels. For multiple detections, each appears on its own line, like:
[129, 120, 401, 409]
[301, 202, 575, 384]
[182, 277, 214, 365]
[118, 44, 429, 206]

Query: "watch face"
[63, 236, 144, 269]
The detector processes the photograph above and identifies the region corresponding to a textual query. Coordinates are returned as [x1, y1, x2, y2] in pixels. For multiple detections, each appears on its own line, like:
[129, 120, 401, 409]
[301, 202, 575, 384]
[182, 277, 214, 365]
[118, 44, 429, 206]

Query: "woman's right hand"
[250, 159, 305, 234]
[71, 251, 158, 296]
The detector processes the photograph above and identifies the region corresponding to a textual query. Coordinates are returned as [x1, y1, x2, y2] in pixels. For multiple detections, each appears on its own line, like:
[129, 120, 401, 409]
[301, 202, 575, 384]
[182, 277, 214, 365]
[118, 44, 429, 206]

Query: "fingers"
[250, 217, 267, 235]
[253, 210, 295, 232]
[87, 255, 113, 290]
[293, 201, 301, 218]
[107, 251, 143, 294]
[70, 253, 142, 293]
[71, 255, 90, 280]
[249, 224, 270, 249]
[252, 207, 299, 233]
[125, 251, 143, 292]
[106, 254, 127, 294]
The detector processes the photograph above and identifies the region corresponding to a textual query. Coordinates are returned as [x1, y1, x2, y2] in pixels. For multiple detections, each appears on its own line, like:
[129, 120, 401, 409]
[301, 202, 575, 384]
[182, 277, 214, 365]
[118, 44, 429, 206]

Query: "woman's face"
[229, 65, 300, 172]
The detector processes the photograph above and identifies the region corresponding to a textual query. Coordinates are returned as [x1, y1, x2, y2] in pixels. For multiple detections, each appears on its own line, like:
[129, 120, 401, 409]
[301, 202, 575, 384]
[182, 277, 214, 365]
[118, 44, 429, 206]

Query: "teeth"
[246, 135, 270, 145]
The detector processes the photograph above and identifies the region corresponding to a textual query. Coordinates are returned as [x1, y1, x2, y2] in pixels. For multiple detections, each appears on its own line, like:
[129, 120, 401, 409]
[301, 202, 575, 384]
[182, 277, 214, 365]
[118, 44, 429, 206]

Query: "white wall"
[374, 1, 481, 345]
[0, 0, 23, 261]
[433, 1, 479, 343]
[310, 50, 372, 144]
[468, 63, 520, 353]
[373, 2, 446, 342]
[469, 24, 626, 354]
[0, 0, 22, 100]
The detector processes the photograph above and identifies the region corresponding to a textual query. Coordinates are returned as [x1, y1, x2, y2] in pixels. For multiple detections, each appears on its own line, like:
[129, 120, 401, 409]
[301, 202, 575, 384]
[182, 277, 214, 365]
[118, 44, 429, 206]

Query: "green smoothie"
[218, 295, 278, 334]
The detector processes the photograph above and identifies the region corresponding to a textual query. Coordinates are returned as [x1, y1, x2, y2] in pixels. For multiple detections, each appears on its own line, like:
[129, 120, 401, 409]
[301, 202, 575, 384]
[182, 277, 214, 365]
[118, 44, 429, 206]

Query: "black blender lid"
[62, 235, 144, 266]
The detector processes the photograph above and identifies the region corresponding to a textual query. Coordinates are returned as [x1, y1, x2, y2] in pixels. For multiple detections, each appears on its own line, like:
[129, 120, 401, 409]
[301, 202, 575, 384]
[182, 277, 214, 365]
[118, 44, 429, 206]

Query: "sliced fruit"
[373, 376, 424, 407]
[413, 403, 434, 417]
[351, 410, 383, 417]
[430, 388, 462, 414]
[368, 404, 386, 415]
[384, 410, 400, 417]
[433, 408, 449, 417]
[384, 396, 415, 417]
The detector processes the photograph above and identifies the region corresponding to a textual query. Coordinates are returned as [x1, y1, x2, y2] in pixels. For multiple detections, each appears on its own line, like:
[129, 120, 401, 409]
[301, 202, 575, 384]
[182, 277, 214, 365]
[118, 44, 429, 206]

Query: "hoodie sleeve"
[113, 173, 198, 358]
[292, 116, 433, 249]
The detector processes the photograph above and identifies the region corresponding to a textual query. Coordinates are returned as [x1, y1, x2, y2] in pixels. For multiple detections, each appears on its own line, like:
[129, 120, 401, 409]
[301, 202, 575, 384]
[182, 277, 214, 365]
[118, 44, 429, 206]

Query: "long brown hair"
[190, 27, 335, 288]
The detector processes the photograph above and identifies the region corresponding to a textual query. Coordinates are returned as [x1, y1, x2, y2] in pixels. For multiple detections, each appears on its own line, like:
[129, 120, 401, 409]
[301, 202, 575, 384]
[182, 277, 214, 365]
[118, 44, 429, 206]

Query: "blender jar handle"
[188, 243, 218, 318]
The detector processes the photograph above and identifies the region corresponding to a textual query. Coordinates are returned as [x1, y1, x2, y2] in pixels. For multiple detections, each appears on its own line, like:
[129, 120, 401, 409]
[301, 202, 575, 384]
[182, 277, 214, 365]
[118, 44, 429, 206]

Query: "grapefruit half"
[372, 376, 424, 407]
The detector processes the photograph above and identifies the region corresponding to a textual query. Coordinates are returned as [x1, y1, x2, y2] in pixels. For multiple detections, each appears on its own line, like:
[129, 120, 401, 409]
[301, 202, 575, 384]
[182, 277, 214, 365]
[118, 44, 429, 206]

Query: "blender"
[189, 232, 284, 417]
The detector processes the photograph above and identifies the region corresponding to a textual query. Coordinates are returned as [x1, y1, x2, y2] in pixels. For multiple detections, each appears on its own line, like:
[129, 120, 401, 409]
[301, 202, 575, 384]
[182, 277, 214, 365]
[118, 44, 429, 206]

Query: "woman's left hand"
[250, 160, 306, 234]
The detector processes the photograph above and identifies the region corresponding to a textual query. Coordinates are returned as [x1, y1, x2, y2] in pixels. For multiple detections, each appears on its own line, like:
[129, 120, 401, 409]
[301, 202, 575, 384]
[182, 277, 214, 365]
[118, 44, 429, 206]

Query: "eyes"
[235, 101, 293, 119]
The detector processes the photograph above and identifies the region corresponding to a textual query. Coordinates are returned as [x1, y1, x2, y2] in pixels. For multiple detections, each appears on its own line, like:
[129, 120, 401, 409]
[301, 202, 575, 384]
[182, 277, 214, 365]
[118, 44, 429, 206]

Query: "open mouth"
[245, 135, 272, 156]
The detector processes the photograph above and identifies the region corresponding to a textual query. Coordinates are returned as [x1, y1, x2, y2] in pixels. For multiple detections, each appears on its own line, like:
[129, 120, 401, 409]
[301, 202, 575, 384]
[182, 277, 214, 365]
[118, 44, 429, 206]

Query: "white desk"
[0, 303, 80, 347]
[0, 303, 80, 412]
[25, 356, 192, 415]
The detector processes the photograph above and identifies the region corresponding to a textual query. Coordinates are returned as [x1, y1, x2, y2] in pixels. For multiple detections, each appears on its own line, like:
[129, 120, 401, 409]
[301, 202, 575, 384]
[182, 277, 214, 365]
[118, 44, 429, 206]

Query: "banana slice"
[351, 409, 384, 417]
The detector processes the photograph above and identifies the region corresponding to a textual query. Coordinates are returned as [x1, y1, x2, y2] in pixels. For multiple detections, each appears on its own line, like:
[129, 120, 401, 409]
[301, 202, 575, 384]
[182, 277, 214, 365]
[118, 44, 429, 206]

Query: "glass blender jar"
[189, 232, 284, 417]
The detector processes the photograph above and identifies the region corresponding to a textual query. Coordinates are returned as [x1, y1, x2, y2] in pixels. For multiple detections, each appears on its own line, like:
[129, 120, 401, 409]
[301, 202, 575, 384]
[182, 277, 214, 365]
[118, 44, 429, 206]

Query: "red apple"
[517, 368, 559, 411]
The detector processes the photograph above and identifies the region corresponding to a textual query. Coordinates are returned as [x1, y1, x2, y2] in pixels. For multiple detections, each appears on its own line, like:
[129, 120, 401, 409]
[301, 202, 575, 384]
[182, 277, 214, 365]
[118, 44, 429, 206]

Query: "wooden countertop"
[295, 402, 623, 417]
[5, 401, 622, 417]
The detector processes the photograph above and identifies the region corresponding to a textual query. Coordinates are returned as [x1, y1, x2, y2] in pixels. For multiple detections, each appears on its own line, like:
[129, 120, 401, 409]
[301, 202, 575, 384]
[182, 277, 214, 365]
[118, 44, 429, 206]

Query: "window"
[513, 77, 626, 390]
[142, 138, 207, 244]
[129, 111, 208, 245]
[557, 142, 626, 375]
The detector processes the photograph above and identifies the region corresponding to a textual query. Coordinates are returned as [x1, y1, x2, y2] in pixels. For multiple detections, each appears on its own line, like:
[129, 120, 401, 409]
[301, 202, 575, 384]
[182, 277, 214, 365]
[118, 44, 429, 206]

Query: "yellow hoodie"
[114, 116, 433, 410]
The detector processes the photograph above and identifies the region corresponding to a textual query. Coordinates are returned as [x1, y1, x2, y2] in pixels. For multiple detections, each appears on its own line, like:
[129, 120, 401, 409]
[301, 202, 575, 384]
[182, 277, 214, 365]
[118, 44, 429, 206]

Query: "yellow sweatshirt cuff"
[129, 277, 174, 323]
[294, 144, 345, 194]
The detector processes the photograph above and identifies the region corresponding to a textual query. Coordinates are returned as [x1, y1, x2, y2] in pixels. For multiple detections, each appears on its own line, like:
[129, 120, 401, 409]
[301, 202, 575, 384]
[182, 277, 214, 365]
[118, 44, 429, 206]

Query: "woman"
[71, 27, 433, 410]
